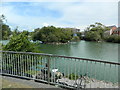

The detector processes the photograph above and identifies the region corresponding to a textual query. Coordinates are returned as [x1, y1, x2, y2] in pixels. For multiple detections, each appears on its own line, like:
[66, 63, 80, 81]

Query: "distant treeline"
[0, 15, 120, 43]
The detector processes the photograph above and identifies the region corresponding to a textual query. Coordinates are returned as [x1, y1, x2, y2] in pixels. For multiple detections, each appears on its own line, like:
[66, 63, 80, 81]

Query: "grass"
[2, 79, 32, 88]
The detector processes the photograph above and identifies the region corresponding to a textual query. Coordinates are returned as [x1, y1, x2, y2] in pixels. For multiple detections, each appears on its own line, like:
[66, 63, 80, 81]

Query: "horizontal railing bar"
[0, 50, 120, 65]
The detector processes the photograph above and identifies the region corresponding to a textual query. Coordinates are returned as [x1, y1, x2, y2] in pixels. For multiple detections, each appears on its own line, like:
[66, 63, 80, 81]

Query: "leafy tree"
[104, 35, 120, 43]
[0, 15, 11, 40]
[71, 36, 80, 41]
[3, 33, 39, 52]
[76, 32, 82, 39]
[84, 22, 109, 41]
[32, 26, 73, 43]
[3, 33, 40, 76]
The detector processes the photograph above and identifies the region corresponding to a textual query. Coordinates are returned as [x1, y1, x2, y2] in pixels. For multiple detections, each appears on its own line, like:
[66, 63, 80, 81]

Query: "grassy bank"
[2, 79, 32, 88]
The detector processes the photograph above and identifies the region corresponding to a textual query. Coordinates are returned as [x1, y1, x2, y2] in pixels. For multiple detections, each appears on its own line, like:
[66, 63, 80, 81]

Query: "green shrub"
[104, 35, 120, 43]
[68, 73, 79, 80]
[71, 36, 80, 41]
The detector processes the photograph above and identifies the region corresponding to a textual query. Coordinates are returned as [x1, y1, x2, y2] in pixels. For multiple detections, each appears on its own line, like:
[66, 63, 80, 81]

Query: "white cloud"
[0, 1, 118, 31]
[43, 23, 49, 27]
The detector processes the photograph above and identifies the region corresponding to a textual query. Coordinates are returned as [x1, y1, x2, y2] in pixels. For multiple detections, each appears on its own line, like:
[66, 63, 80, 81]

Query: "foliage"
[71, 36, 80, 41]
[84, 31, 101, 41]
[0, 24, 12, 40]
[32, 26, 73, 43]
[3, 32, 40, 52]
[76, 32, 82, 39]
[0, 15, 12, 40]
[84, 22, 109, 42]
[68, 73, 79, 80]
[3, 32, 41, 76]
[104, 35, 120, 43]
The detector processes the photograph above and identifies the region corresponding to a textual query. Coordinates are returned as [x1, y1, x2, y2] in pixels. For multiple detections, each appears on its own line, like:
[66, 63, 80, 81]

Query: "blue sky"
[1, 0, 118, 31]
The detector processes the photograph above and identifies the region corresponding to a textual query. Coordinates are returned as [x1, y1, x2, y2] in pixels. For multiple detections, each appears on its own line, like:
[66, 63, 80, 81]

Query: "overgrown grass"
[2, 79, 32, 88]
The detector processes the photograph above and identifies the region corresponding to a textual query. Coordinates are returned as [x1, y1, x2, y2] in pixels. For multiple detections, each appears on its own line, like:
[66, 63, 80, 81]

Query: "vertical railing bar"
[22, 55, 25, 77]
[17, 54, 19, 76]
[31, 55, 34, 78]
[7, 53, 8, 74]
[47, 56, 50, 84]
[19, 54, 21, 76]
[63, 57, 65, 81]
[40, 55, 42, 80]
[12, 53, 14, 75]
[22, 54, 24, 76]
[30, 54, 32, 78]
[31, 54, 33, 79]
[109, 64, 111, 88]
[35, 55, 37, 79]
[4, 53, 6, 74]
[20, 54, 23, 76]
[115, 65, 118, 88]
[1, 52, 3, 74]
[104, 63, 106, 88]
[15, 53, 17, 75]
[10, 53, 12, 74]
[14, 53, 16, 75]
[50, 56, 53, 83]
[75, 59, 76, 81]
[43, 56, 45, 81]
[54, 56, 55, 83]
[28, 54, 30, 78]
[25, 54, 26, 77]
[94, 62, 96, 88]
[99, 62, 101, 88]
[86, 60, 88, 88]
[70, 58, 72, 80]
[5, 53, 7, 74]
[90, 61, 92, 88]
[68, 58, 69, 83]
[71, 59, 73, 80]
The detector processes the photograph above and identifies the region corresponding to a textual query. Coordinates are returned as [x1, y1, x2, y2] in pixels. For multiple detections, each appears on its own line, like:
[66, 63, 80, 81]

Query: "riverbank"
[56, 77, 118, 88]
[43, 42, 69, 45]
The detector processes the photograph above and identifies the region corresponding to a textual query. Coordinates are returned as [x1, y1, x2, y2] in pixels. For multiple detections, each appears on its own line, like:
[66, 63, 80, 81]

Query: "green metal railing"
[0, 51, 120, 89]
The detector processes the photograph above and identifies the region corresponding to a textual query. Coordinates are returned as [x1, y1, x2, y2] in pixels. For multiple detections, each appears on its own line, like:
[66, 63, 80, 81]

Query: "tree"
[32, 26, 73, 43]
[0, 15, 11, 40]
[3, 33, 40, 76]
[84, 22, 108, 41]
[3, 33, 39, 52]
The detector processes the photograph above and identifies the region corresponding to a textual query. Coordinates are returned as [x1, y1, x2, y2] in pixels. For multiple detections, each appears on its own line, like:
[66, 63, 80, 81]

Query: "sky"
[0, 0, 119, 31]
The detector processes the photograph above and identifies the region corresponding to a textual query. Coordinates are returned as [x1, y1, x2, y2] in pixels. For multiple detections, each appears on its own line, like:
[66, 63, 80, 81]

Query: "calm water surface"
[1, 40, 119, 82]
[39, 40, 119, 62]
[39, 41, 119, 83]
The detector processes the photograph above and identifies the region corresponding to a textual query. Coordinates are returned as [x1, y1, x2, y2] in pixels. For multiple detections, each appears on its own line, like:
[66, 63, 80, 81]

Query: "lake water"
[1, 40, 119, 83]
[39, 40, 119, 62]
[38, 40, 119, 83]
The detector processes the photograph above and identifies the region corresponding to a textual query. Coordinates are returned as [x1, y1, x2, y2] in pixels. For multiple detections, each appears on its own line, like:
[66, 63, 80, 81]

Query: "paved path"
[1, 75, 65, 89]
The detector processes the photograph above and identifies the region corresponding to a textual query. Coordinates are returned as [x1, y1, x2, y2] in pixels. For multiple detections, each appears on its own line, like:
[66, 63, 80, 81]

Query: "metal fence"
[0, 51, 120, 89]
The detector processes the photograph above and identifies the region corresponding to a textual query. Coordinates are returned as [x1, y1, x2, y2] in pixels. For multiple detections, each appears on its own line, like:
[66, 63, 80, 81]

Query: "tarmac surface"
[1, 75, 65, 89]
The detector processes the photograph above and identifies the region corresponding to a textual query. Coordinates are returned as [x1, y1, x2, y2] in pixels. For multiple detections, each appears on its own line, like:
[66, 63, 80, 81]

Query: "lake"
[1, 40, 119, 83]
[38, 40, 119, 83]
[39, 40, 119, 62]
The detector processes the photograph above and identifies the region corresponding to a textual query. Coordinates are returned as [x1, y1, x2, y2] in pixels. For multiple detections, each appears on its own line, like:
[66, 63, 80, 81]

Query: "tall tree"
[0, 15, 11, 40]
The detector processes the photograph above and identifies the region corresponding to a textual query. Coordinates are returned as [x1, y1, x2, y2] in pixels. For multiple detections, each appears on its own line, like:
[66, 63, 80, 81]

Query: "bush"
[3, 33, 40, 52]
[32, 26, 73, 43]
[84, 31, 101, 41]
[71, 36, 80, 41]
[104, 35, 120, 43]
[68, 73, 79, 80]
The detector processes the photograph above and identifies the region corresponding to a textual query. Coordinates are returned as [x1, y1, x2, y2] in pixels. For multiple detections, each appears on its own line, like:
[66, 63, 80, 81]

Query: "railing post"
[47, 56, 50, 84]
